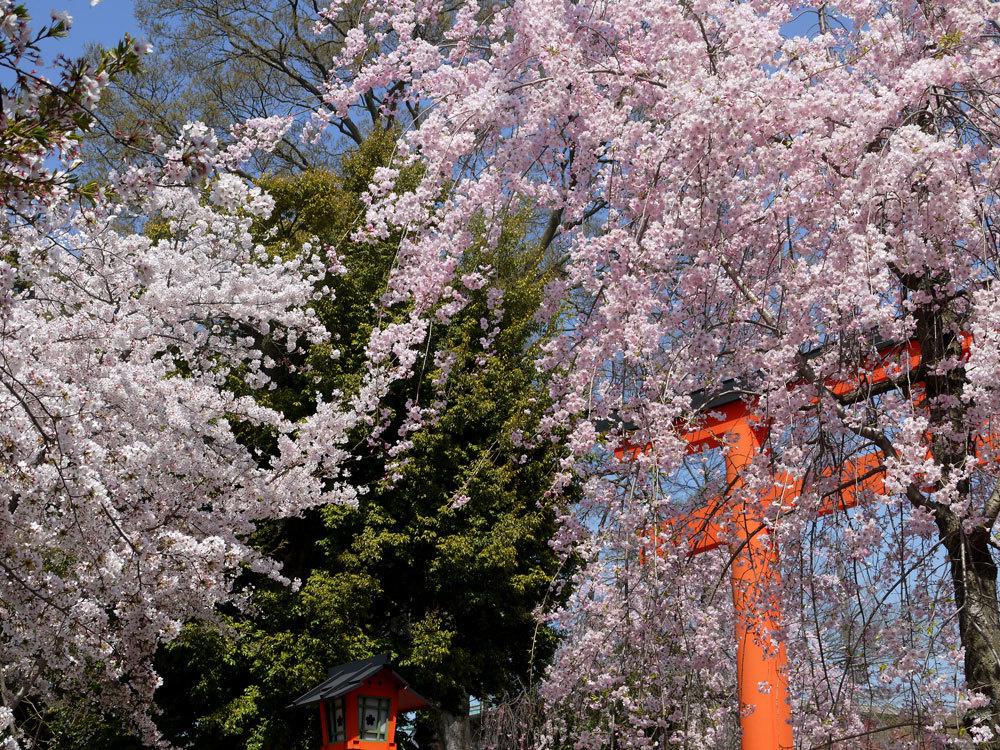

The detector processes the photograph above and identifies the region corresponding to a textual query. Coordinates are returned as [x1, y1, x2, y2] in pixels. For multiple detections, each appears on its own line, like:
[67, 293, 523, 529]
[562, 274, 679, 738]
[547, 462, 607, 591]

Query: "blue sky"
[55, 0, 140, 57]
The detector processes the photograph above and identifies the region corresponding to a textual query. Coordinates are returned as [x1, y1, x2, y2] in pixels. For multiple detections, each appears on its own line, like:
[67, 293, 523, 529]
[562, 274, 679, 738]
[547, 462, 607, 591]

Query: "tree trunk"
[906, 287, 1000, 745]
[439, 693, 471, 750]
[938, 513, 1000, 747]
[414, 694, 471, 750]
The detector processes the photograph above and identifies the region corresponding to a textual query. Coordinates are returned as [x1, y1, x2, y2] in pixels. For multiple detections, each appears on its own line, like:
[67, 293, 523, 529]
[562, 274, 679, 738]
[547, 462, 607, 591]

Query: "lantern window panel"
[358, 695, 391, 741]
[326, 697, 347, 743]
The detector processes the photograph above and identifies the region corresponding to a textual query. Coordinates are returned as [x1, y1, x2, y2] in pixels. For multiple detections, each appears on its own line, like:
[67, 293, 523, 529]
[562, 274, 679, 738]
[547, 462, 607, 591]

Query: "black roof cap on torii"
[595, 335, 908, 432]
[286, 654, 431, 711]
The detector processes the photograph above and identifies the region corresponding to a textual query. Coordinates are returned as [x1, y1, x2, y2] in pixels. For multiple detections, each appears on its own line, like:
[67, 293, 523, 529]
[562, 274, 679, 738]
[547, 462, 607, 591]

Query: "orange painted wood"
[724, 421, 794, 750]
[323, 678, 400, 750]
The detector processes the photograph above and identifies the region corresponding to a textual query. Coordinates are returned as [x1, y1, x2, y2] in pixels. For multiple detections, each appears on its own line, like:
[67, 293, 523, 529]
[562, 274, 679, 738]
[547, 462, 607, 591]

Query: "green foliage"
[42, 711, 144, 750]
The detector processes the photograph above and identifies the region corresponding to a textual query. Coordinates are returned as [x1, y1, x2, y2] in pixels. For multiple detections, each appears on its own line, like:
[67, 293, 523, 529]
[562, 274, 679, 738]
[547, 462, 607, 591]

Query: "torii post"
[683, 402, 794, 750]
[615, 339, 927, 750]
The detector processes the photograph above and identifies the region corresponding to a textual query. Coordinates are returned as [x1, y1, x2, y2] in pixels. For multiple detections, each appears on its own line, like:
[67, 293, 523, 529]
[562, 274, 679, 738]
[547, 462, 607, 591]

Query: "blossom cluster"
[0, 121, 361, 744]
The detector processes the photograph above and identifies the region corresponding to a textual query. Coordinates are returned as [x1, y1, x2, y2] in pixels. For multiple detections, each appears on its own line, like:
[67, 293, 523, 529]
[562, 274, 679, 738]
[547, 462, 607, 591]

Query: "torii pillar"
[724, 420, 794, 750]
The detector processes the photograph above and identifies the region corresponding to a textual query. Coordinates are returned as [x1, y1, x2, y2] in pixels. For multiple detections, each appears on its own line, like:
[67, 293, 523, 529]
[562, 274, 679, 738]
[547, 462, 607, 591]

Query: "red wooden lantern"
[288, 654, 431, 750]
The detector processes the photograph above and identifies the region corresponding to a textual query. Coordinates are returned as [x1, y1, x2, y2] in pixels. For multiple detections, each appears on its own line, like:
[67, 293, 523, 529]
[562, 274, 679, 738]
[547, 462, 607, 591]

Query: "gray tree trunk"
[439, 693, 471, 750]
[915, 301, 1000, 747]
[938, 514, 1000, 747]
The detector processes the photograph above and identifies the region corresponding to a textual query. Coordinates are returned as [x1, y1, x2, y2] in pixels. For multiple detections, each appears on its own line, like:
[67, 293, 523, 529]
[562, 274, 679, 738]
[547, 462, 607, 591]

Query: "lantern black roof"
[287, 654, 430, 711]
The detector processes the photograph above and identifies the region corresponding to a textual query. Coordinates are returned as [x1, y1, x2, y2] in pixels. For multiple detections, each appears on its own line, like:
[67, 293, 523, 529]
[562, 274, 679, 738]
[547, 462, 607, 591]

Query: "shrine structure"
[613, 337, 965, 750]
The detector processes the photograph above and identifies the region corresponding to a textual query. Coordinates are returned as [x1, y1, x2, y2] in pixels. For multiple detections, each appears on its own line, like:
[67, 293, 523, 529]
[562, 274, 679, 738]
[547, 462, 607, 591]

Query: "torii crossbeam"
[613, 337, 956, 750]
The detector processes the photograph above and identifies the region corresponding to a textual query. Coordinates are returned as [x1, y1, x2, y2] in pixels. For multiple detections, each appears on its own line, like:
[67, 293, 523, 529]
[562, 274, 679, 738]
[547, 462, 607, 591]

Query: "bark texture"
[439, 694, 471, 750]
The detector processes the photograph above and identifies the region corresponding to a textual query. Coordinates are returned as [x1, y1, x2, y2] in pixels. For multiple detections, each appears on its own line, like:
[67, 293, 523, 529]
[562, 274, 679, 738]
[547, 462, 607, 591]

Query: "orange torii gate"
[613, 337, 943, 750]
